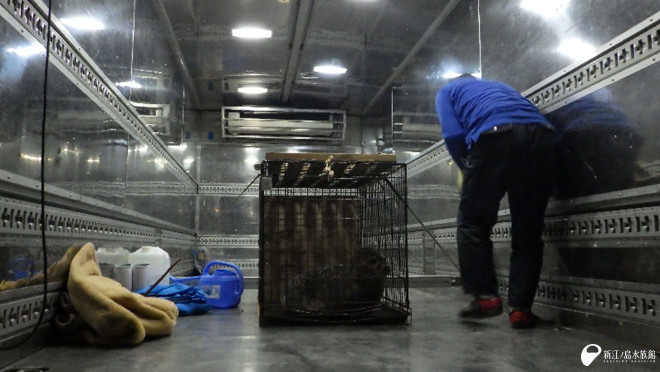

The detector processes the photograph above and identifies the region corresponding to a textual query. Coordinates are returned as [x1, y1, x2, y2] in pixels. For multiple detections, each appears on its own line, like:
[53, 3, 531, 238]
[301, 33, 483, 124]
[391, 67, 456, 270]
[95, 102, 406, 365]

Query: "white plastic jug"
[128, 246, 171, 287]
[96, 247, 130, 265]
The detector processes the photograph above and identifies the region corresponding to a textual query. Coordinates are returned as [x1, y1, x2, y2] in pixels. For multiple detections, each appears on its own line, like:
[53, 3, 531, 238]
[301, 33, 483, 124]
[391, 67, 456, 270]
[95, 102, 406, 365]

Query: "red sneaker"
[459, 296, 503, 318]
[509, 309, 537, 329]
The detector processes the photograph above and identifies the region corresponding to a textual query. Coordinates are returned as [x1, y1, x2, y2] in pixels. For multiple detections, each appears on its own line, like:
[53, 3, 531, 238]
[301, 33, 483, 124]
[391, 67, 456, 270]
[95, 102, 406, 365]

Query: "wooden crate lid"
[264, 152, 396, 163]
[262, 152, 403, 188]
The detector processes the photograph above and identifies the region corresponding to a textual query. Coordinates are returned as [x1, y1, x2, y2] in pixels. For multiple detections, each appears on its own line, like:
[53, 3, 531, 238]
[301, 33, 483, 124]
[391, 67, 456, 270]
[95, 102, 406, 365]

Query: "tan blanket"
[65, 242, 178, 346]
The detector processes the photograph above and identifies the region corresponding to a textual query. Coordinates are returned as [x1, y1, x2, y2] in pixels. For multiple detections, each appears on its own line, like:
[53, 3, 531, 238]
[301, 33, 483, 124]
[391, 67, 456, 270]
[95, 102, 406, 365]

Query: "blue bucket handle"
[169, 274, 201, 284]
[202, 260, 244, 295]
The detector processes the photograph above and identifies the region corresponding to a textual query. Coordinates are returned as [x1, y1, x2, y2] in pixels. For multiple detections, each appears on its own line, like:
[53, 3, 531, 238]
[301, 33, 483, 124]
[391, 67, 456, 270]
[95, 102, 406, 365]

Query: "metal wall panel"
[0, 0, 197, 354]
[404, 3, 660, 335]
[481, 0, 660, 92]
[1, 0, 659, 357]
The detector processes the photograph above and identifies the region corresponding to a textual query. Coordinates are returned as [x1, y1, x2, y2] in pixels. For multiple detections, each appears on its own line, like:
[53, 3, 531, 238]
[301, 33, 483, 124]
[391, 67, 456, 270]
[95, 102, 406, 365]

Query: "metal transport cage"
[258, 153, 411, 325]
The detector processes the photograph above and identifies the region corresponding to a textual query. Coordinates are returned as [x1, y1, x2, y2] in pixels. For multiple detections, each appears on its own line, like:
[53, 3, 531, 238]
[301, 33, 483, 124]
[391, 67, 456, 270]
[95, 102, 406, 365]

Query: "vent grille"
[221, 106, 345, 142]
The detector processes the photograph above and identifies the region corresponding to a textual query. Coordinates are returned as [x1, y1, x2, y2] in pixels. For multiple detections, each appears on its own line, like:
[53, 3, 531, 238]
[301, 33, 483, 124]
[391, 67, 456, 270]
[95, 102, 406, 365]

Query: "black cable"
[381, 177, 460, 272]
[221, 173, 261, 215]
[0, 0, 53, 351]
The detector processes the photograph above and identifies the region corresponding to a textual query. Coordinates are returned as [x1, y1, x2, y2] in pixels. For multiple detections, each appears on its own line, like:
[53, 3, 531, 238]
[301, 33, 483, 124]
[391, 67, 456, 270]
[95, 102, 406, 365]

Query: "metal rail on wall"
[523, 10, 660, 114]
[0, 191, 197, 346]
[407, 11, 660, 179]
[424, 203, 660, 327]
[0, 170, 196, 237]
[0, 1, 200, 350]
[0, 286, 61, 343]
[0, 0, 197, 192]
[403, 10, 660, 332]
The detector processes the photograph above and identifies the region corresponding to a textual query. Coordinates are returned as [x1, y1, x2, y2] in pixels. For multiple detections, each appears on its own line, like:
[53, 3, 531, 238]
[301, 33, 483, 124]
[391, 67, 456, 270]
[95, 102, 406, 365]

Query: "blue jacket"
[435, 78, 552, 169]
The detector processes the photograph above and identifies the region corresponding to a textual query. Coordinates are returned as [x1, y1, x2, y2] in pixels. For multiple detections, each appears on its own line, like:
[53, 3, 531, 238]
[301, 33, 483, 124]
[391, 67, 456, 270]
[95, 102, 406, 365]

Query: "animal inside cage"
[258, 153, 410, 325]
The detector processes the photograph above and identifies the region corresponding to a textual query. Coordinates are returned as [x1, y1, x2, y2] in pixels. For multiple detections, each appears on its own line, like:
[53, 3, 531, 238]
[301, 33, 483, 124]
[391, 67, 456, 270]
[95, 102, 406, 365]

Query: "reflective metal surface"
[0, 0, 195, 295]
[1, 0, 660, 363]
[406, 4, 660, 281]
[483, 0, 660, 91]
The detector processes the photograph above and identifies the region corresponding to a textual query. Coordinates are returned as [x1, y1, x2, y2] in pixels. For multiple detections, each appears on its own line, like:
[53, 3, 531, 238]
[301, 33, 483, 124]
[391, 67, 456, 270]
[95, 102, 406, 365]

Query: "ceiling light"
[314, 59, 347, 75]
[168, 143, 188, 151]
[442, 71, 481, 79]
[60, 16, 105, 31]
[7, 45, 44, 57]
[238, 86, 268, 95]
[232, 27, 272, 39]
[116, 80, 142, 89]
[20, 153, 42, 162]
[557, 38, 596, 61]
[442, 71, 462, 79]
[520, 0, 571, 18]
[314, 65, 347, 75]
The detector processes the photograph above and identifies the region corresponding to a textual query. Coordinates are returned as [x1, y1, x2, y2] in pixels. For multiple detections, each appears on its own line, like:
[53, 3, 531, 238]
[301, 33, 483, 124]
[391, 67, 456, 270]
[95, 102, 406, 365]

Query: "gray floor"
[5, 287, 655, 372]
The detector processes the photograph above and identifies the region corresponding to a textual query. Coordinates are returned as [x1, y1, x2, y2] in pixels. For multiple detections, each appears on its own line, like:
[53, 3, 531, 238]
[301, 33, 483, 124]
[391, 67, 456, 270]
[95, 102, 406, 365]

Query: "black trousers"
[457, 124, 555, 309]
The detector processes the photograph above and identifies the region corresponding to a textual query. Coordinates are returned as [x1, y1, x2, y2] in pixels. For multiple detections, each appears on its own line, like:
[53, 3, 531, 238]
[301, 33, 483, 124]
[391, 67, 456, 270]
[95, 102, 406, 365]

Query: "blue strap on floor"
[135, 282, 212, 316]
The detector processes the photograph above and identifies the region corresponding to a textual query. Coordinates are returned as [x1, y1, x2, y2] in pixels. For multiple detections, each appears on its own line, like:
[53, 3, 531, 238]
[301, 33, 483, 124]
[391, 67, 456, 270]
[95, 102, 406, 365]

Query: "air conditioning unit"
[392, 113, 442, 145]
[221, 106, 346, 142]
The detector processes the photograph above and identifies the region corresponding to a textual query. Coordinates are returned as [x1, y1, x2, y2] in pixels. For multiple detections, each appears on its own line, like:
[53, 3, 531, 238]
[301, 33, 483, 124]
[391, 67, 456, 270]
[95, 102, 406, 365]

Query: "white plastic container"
[128, 246, 171, 286]
[132, 264, 149, 290]
[96, 247, 130, 265]
[113, 264, 133, 290]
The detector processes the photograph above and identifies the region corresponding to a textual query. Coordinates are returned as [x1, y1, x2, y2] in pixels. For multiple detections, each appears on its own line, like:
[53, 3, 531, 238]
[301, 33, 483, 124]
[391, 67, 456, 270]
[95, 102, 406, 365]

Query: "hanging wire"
[477, 0, 483, 76]
[0, 0, 53, 351]
[381, 178, 460, 272]
[220, 173, 261, 216]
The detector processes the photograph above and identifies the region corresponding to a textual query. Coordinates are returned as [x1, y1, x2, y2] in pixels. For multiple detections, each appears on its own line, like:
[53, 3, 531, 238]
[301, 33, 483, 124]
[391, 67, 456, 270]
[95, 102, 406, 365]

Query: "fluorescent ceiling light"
[313, 60, 347, 75]
[238, 86, 268, 95]
[442, 72, 462, 79]
[520, 0, 571, 18]
[7, 45, 44, 57]
[116, 80, 142, 89]
[232, 27, 272, 39]
[314, 65, 347, 75]
[60, 16, 105, 31]
[168, 143, 188, 151]
[20, 153, 42, 162]
[442, 71, 481, 79]
[557, 38, 596, 61]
